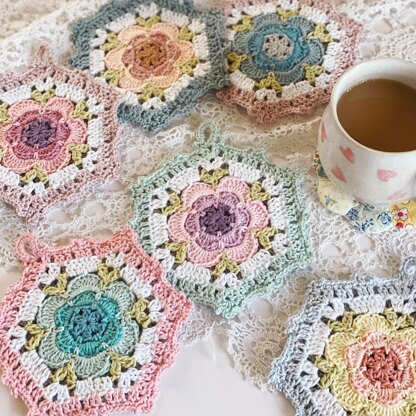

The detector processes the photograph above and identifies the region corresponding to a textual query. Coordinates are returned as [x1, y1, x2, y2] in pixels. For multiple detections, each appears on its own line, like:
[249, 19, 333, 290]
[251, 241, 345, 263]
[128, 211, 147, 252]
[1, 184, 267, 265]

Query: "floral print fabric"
[130, 122, 312, 318]
[71, 0, 229, 133]
[314, 151, 416, 233]
[0, 227, 191, 416]
[217, 0, 362, 123]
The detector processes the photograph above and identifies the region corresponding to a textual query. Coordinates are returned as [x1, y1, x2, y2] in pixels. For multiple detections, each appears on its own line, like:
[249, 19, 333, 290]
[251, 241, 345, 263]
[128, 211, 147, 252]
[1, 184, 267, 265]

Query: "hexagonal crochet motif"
[0, 227, 192, 416]
[70, 0, 229, 133]
[130, 122, 312, 318]
[217, 0, 362, 123]
[270, 258, 416, 416]
[0, 47, 121, 224]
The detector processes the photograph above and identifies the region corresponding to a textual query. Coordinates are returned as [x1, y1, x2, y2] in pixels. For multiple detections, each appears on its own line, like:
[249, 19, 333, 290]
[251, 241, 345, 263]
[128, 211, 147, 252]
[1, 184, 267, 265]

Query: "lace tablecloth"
[0, 0, 415, 415]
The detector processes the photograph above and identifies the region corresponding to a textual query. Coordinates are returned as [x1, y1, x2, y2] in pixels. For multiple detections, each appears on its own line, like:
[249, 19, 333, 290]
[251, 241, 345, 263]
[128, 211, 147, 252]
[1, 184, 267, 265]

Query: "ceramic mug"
[318, 58, 416, 206]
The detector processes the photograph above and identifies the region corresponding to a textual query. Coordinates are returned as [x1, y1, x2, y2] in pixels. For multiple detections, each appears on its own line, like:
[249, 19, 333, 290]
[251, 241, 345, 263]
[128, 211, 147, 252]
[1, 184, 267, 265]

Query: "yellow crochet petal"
[366, 398, 411, 416]
[352, 314, 392, 338]
[393, 327, 416, 352]
[331, 370, 368, 412]
[324, 331, 357, 366]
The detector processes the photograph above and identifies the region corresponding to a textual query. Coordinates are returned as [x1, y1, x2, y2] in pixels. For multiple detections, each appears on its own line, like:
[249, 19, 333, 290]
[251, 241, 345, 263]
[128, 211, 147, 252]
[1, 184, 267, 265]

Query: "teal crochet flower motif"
[217, 0, 362, 124]
[235, 13, 324, 85]
[55, 291, 123, 358]
[37, 273, 139, 379]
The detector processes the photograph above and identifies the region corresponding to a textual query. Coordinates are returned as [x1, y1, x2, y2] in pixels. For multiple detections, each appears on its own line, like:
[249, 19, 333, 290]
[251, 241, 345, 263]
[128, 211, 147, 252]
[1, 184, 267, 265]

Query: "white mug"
[318, 58, 416, 206]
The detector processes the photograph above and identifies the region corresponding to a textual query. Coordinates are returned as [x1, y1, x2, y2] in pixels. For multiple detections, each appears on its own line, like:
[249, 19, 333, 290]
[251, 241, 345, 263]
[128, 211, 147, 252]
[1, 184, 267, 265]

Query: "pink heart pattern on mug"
[377, 169, 398, 182]
[321, 123, 327, 143]
[340, 146, 355, 163]
[331, 166, 346, 183]
[388, 190, 406, 201]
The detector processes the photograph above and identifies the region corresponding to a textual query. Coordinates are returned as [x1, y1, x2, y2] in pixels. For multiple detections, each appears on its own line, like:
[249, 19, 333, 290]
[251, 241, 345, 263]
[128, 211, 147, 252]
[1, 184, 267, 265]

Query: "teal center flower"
[55, 291, 123, 357]
[233, 13, 325, 85]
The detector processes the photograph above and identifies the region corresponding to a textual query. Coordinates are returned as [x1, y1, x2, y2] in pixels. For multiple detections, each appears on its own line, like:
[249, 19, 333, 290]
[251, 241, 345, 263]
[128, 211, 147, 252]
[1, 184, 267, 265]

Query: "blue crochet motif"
[55, 291, 123, 358]
[234, 13, 324, 85]
[70, 0, 229, 134]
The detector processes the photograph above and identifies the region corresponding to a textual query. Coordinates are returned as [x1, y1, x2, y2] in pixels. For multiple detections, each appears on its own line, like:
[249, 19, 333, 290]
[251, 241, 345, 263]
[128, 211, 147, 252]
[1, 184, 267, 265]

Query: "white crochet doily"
[0, 0, 415, 394]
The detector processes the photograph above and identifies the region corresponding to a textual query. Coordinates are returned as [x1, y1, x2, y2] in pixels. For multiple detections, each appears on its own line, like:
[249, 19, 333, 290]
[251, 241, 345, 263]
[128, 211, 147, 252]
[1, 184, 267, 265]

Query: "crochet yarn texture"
[270, 257, 416, 416]
[130, 121, 312, 318]
[70, 0, 229, 133]
[0, 47, 120, 224]
[0, 227, 192, 416]
[217, 0, 362, 123]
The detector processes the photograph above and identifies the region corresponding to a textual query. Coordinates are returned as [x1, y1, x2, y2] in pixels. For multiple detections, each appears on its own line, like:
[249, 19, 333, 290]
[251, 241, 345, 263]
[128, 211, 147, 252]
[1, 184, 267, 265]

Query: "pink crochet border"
[0, 47, 121, 224]
[217, 0, 363, 124]
[0, 226, 192, 416]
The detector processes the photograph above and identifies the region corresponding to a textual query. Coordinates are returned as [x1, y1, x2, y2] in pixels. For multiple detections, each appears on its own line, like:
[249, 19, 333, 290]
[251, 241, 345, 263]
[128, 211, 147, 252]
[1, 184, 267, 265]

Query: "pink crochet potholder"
[0, 226, 192, 416]
[217, 0, 362, 123]
[0, 46, 121, 223]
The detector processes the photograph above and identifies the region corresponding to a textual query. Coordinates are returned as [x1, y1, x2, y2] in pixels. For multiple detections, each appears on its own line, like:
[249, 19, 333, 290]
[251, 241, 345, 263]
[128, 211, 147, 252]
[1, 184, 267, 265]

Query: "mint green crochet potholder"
[130, 122, 312, 318]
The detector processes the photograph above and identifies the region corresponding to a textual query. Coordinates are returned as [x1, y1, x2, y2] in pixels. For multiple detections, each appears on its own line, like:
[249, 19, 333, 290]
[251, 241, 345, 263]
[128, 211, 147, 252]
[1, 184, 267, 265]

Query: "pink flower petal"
[66, 118, 88, 145]
[0, 123, 11, 147]
[8, 100, 40, 119]
[195, 232, 221, 251]
[151, 23, 180, 41]
[389, 339, 414, 372]
[1, 149, 35, 174]
[376, 387, 403, 406]
[192, 194, 217, 212]
[118, 26, 148, 45]
[225, 233, 258, 263]
[184, 212, 200, 236]
[105, 46, 129, 72]
[167, 211, 191, 243]
[43, 97, 74, 118]
[181, 182, 213, 209]
[217, 191, 240, 208]
[38, 148, 72, 173]
[186, 239, 221, 268]
[349, 369, 377, 396]
[221, 228, 246, 249]
[344, 343, 366, 370]
[217, 176, 250, 202]
[247, 200, 269, 229]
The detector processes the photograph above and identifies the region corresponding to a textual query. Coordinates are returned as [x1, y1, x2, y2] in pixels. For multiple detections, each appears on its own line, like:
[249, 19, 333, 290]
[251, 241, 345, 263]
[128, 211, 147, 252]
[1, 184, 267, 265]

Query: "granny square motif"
[270, 258, 416, 416]
[217, 0, 362, 123]
[0, 227, 192, 416]
[130, 122, 312, 318]
[70, 0, 229, 133]
[0, 47, 120, 224]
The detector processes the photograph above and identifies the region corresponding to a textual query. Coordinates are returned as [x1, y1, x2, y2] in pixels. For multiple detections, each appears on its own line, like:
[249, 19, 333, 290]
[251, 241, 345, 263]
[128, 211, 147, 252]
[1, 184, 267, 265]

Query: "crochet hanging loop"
[33, 45, 55, 68]
[15, 233, 46, 264]
[195, 121, 221, 146]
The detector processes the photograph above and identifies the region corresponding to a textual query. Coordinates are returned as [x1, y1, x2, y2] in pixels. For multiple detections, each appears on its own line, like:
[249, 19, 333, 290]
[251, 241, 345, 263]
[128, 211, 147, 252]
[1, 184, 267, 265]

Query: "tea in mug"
[337, 79, 416, 152]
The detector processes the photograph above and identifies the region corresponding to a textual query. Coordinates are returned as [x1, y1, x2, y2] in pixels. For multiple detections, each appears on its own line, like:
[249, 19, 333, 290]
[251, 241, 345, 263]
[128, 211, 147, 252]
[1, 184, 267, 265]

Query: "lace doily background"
[0, 0, 415, 408]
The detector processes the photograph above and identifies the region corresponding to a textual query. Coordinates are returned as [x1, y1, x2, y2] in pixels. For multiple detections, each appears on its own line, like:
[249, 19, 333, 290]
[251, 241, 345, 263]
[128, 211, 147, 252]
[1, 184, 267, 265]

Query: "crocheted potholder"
[0, 47, 120, 224]
[0, 227, 192, 416]
[313, 150, 416, 233]
[270, 257, 416, 416]
[130, 121, 312, 318]
[70, 0, 229, 133]
[217, 0, 362, 123]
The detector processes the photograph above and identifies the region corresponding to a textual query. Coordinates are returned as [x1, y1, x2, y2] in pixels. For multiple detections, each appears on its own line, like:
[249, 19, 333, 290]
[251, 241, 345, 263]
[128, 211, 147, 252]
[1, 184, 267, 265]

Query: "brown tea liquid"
[337, 79, 416, 152]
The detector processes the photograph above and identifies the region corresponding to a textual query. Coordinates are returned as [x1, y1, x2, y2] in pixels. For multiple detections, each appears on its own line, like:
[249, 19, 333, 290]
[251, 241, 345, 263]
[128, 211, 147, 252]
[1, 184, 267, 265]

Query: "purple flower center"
[23, 119, 56, 148]
[199, 203, 236, 236]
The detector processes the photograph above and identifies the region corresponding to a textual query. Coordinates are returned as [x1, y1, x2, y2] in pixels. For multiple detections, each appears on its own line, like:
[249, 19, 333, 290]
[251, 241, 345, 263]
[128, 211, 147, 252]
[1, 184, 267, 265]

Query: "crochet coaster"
[269, 257, 416, 416]
[0, 47, 120, 224]
[0, 227, 192, 416]
[217, 0, 362, 123]
[314, 151, 416, 233]
[130, 121, 312, 318]
[70, 0, 229, 133]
